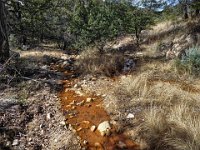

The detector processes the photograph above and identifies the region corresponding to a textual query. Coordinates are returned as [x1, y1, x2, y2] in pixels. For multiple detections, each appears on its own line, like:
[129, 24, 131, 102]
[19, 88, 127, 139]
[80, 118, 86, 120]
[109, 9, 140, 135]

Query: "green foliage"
[174, 46, 200, 75]
[7, 0, 155, 50]
[69, 0, 154, 49]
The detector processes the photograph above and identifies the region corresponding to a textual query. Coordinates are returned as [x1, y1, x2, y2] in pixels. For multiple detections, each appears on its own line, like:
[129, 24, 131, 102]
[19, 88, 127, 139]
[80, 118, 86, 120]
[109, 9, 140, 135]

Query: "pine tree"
[0, 0, 10, 63]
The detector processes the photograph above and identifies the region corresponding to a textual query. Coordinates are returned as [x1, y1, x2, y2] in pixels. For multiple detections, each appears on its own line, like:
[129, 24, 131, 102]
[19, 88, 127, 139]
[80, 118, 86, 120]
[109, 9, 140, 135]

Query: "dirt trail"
[59, 72, 139, 149]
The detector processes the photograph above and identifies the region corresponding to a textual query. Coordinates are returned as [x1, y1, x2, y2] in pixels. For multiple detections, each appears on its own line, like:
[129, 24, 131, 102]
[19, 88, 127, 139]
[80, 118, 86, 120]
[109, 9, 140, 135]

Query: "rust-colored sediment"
[59, 79, 139, 150]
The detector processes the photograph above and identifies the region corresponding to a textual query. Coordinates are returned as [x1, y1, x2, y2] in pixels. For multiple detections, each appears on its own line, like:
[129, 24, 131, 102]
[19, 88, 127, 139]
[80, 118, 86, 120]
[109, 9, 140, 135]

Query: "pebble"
[6, 141, 11, 146]
[90, 125, 96, 132]
[126, 113, 135, 119]
[70, 100, 76, 105]
[60, 121, 66, 126]
[102, 94, 106, 97]
[71, 106, 76, 110]
[83, 140, 88, 145]
[12, 139, 19, 146]
[46, 113, 52, 120]
[76, 100, 85, 106]
[86, 98, 93, 103]
[77, 127, 83, 132]
[82, 121, 90, 124]
[41, 130, 44, 135]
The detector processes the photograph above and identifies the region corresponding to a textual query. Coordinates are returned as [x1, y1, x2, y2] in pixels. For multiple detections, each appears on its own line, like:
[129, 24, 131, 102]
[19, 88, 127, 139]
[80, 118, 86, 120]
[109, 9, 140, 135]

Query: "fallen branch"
[20, 76, 63, 85]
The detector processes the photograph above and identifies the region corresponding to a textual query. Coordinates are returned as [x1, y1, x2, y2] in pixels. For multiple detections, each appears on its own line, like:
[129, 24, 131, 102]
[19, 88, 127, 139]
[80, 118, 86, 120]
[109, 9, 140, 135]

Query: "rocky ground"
[0, 49, 81, 150]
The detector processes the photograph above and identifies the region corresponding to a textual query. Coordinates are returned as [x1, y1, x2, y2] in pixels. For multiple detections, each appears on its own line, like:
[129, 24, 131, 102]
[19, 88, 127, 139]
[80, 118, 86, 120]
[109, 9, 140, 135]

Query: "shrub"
[174, 46, 200, 75]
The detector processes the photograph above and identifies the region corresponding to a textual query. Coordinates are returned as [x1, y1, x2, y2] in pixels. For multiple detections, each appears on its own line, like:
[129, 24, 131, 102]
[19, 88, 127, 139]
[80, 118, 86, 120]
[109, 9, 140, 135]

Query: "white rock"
[60, 121, 66, 126]
[86, 98, 93, 103]
[90, 125, 96, 132]
[126, 113, 135, 119]
[102, 94, 106, 97]
[12, 139, 19, 146]
[46, 113, 52, 120]
[97, 121, 111, 136]
[83, 140, 88, 145]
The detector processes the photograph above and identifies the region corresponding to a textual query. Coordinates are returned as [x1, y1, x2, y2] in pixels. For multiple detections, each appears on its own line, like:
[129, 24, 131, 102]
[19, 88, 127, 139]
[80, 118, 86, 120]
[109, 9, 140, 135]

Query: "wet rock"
[12, 139, 19, 146]
[126, 113, 135, 119]
[97, 121, 111, 136]
[90, 125, 96, 132]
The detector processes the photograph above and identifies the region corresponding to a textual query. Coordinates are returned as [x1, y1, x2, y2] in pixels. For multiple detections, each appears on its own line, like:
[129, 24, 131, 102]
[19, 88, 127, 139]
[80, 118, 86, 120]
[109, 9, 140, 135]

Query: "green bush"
[175, 46, 200, 75]
[69, 0, 154, 50]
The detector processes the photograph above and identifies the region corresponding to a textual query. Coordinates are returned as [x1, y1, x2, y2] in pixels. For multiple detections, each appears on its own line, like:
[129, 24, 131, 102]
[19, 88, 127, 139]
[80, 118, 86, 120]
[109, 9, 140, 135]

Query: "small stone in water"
[90, 125, 96, 132]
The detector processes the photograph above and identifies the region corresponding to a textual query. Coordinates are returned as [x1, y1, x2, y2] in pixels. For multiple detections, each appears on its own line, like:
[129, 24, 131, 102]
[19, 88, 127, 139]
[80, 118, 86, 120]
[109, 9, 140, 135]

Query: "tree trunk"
[196, 9, 199, 16]
[183, 3, 189, 19]
[0, 0, 10, 63]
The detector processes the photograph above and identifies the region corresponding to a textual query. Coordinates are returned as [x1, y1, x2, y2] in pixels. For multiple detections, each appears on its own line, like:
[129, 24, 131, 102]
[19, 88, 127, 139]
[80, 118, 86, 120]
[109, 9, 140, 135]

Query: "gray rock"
[123, 58, 136, 72]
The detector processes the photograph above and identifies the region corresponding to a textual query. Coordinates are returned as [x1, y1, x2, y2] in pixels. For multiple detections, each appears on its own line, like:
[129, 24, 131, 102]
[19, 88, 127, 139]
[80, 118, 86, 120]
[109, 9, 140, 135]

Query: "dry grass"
[76, 47, 127, 76]
[113, 70, 200, 150]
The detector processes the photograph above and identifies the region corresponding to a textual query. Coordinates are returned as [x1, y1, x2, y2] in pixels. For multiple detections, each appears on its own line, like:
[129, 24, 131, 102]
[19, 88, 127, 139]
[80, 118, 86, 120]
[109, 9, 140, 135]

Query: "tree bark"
[183, 3, 189, 19]
[0, 0, 10, 63]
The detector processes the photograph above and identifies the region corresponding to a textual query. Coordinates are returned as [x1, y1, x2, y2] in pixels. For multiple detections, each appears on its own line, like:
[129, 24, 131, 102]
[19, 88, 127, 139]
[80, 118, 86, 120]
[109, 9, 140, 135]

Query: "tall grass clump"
[174, 46, 200, 75]
[76, 47, 126, 76]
